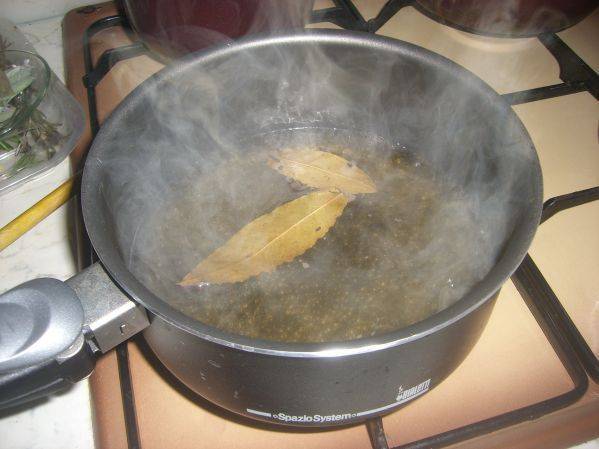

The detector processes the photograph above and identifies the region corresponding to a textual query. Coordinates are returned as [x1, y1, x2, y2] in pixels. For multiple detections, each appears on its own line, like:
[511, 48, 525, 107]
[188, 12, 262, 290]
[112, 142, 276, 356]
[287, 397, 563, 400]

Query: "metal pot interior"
[82, 31, 542, 348]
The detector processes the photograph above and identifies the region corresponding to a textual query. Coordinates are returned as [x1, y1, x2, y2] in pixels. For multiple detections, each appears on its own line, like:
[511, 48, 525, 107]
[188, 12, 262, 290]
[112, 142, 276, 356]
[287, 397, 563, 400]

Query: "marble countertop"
[0, 15, 94, 449]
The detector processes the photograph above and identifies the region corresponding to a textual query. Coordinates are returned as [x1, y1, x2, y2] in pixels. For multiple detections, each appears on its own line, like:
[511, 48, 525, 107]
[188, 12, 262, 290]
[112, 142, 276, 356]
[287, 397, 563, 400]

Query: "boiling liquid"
[131, 128, 498, 343]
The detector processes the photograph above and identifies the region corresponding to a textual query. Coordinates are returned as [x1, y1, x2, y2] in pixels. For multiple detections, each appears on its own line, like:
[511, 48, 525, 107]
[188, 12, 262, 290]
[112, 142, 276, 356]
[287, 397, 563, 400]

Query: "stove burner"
[504, 33, 599, 105]
[77, 2, 599, 448]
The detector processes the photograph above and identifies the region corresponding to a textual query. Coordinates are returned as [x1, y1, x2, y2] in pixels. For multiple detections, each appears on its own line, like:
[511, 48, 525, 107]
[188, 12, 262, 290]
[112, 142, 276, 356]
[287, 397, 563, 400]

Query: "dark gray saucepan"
[0, 30, 542, 425]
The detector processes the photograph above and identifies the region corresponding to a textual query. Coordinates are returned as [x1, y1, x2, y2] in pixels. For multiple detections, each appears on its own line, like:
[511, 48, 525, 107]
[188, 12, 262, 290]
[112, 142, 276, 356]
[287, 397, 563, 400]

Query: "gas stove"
[61, 1, 599, 448]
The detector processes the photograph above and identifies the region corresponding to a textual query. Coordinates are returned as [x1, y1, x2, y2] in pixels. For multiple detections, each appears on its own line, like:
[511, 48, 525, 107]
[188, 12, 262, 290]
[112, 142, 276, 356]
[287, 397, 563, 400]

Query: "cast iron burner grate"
[77, 3, 599, 448]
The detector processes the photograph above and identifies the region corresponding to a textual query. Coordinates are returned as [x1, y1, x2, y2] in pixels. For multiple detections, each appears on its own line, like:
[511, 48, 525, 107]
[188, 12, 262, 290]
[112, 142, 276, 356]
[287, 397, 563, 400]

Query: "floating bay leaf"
[179, 190, 350, 286]
[268, 148, 377, 194]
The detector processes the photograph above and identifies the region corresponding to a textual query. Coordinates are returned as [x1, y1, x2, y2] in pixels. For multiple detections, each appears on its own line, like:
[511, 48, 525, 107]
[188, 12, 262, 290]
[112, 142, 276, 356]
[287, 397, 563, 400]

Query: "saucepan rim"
[82, 29, 543, 358]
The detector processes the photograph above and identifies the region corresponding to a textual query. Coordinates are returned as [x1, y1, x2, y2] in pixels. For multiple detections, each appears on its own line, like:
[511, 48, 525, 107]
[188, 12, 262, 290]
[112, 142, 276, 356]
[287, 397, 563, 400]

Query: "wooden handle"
[0, 174, 79, 251]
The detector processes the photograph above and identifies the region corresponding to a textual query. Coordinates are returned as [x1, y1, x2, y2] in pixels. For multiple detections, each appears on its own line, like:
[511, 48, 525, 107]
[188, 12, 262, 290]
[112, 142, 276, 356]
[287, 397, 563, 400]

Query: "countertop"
[0, 15, 94, 449]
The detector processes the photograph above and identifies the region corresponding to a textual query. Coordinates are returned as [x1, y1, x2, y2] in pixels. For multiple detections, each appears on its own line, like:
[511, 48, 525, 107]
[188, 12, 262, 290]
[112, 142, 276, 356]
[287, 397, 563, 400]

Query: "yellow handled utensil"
[0, 173, 80, 251]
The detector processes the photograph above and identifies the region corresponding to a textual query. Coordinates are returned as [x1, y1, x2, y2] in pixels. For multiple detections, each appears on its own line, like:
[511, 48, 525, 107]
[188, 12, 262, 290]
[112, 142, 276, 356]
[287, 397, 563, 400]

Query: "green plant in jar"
[0, 39, 62, 178]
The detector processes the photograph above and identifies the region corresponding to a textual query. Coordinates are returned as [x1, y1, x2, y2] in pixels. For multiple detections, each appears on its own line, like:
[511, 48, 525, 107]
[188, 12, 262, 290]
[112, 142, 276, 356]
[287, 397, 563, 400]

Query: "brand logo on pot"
[246, 378, 432, 422]
[263, 412, 359, 424]
[396, 378, 431, 402]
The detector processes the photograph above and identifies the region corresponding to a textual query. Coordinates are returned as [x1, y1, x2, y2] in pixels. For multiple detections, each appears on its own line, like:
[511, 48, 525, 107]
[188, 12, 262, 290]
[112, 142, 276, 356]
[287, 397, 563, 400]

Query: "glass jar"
[0, 50, 84, 194]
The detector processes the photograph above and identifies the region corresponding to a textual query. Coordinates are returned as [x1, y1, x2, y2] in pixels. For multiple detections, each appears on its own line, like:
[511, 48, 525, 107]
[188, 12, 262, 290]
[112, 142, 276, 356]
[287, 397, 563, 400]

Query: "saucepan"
[414, 0, 597, 37]
[121, 0, 315, 59]
[0, 30, 542, 426]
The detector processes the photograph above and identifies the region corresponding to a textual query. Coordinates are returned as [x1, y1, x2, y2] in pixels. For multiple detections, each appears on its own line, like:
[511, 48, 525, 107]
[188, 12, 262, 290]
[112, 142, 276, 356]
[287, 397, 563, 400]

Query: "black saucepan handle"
[0, 264, 149, 410]
[0, 279, 94, 408]
[0, 338, 96, 409]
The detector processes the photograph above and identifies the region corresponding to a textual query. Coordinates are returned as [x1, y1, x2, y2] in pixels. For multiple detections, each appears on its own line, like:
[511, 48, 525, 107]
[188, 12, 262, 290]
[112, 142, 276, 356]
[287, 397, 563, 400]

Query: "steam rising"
[94, 5, 539, 343]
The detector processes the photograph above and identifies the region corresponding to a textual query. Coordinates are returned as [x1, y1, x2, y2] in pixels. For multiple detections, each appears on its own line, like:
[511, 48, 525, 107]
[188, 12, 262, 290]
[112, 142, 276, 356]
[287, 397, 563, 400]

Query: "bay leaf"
[179, 190, 350, 286]
[268, 148, 377, 194]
